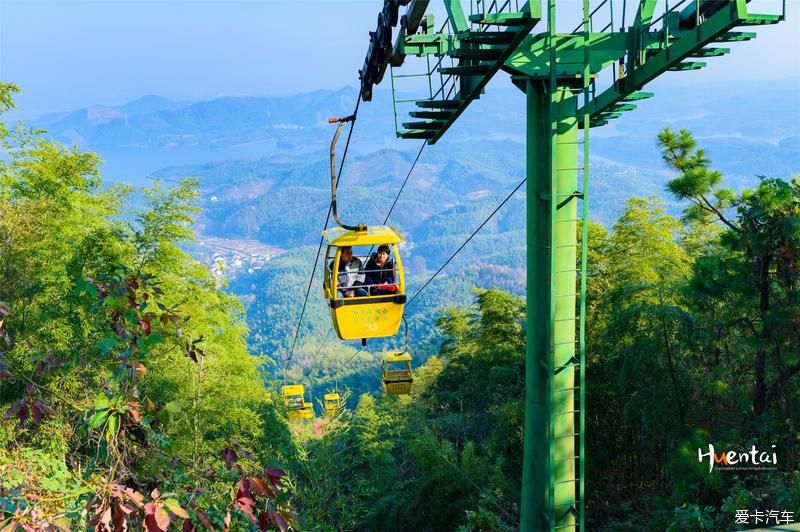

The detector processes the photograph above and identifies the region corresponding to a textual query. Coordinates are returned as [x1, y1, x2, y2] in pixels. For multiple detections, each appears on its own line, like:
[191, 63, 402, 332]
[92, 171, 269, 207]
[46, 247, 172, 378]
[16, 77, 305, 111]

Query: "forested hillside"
[20, 82, 799, 404]
[128, 78, 797, 401]
[287, 129, 800, 530]
[0, 83, 296, 530]
[154, 142, 673, 396]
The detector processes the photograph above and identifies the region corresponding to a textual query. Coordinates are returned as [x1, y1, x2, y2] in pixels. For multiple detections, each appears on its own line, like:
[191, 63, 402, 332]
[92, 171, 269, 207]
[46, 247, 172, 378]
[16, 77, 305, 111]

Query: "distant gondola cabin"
[282, 384, 313, 420]
[323, 393, 342, 418]
[322, 226, 406, 341]
[382, 352, 413, 395]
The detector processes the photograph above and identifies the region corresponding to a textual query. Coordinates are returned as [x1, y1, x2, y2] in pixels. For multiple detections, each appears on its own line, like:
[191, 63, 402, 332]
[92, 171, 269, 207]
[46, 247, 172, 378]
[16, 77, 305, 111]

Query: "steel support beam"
[522, 78, 579, 531]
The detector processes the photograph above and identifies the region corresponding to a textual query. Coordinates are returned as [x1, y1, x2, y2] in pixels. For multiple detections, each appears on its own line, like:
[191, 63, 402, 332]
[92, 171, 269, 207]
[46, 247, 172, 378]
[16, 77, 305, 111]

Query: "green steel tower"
[357, 0, 786, 530]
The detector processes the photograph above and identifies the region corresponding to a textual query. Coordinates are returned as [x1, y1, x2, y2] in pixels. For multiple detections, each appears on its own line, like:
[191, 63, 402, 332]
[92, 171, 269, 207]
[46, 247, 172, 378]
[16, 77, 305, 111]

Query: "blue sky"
[1, 0, 797, 116]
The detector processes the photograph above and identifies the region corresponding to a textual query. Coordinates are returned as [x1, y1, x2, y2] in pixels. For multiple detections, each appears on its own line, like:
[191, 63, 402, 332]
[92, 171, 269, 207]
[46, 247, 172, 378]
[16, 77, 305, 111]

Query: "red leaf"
[259, 511, 270, 531]
[265, 467, 286, 488]
[124, 487, 145, 508]
[18, 403, 30, 426]
[144, 514, 163, 532]
[155, 507, 170, 530]
[223, 512, 231, 532]
[233, 442, 253, 459]
[118, 503, 134, 515]
[249, 477, 275, 500]
[235, 497, 257, 524]
[139, 318, 151, 335]
[265, 468, 286, 478]
[31, 403, 43, 425]
[4, 397, 28, 424]
[269, 509, 289, 532]
[194, 509, 215, 531]
[223, 447, 238, 469]
[32, 399, 53, 423]
[236, 478, 250, 500]
[127, 407, 142, 424]
[144, 506, 170, 532]
[112, 501, 127, 529]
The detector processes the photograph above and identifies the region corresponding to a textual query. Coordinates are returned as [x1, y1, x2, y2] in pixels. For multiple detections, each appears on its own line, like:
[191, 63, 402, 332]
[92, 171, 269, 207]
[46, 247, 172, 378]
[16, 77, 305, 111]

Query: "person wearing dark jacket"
[364, 244, 396, 295]
[329, 246, 367, 298]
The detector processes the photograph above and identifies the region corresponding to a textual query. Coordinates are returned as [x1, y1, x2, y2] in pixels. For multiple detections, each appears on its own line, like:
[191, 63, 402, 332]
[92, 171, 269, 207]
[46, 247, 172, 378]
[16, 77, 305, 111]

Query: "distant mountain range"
[25, 88, 367, 180]
[23, 77, 799, 187]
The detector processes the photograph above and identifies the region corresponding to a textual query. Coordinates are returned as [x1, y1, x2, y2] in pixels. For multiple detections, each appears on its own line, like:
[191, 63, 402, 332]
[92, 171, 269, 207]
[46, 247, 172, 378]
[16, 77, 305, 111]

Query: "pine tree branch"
[699, 194, 741, 232]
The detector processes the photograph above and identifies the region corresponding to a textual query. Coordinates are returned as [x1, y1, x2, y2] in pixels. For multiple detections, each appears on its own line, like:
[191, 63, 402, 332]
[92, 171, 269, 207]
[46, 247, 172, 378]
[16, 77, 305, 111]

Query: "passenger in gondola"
[331, 246, 367, 298]
[365, 244, 397, 295]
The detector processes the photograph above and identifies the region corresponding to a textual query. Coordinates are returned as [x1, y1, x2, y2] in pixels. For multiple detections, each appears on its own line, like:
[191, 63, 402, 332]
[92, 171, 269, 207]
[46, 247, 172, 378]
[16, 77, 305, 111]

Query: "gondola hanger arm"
[329, 116, 367, 232]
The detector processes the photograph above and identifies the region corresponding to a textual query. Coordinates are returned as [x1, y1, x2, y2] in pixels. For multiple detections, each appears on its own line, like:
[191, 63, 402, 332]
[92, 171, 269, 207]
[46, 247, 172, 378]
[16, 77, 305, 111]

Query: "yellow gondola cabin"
[382, 352, 413, 395]
[281, 384, 313, 420]
[323, 393, 342, 418]
[322, 226, 406, 342]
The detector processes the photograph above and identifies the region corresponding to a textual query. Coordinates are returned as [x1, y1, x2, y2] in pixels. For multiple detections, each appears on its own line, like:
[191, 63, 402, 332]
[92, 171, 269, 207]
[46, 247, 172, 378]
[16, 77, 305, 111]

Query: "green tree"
[658, 127, 800, 427]
[0, 84, 294, 530]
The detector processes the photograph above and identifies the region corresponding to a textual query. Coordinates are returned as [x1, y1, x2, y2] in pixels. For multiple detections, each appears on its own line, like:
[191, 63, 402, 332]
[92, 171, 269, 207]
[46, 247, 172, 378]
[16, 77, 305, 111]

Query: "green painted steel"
[522, 77, 550, 532]
[521, 2, 583, 528]
[444, 0, 469, 33]
[379, 1, 786, 530]
[506, 32, 629, 79]
[394, 1, 541, 143]
[579, 3, 590, 530]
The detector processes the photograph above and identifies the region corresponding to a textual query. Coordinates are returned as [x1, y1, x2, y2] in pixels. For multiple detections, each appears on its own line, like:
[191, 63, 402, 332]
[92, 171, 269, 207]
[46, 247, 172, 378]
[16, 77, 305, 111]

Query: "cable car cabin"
[322, 226, 406, 341]
[281, 384, 313, 420]
[323, 393, 342, 418]
[382, 352, 413, 395]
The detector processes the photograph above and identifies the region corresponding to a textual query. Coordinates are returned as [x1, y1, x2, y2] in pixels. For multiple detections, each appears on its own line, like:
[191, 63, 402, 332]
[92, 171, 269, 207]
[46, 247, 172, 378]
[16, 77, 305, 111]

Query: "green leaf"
[110, 365, 129, 387]
[164, 401, 181, 415]
[94, 394, 110, 410]
[74, 278, 99, 298]
[99, 336, 119, 355]
[124, 309, 139, 326]
[105, 414, 119, 440]
[53, 518, 72, 529]
[83, 456, 96, 480]
[88, 409, 109, 429]
[163, 498, 189, 519]
[141, 333, 164, 351]
[156, 401, 182, 426]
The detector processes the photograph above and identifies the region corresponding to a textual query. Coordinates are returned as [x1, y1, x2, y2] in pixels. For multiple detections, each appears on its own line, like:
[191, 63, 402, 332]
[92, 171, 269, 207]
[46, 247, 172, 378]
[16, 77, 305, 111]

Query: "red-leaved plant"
[0, 273, 294, 531]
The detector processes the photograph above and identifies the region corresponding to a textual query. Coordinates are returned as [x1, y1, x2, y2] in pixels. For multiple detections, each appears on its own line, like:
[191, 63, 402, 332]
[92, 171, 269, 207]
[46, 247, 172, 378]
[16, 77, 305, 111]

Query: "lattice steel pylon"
[358, 0, 786, 530]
